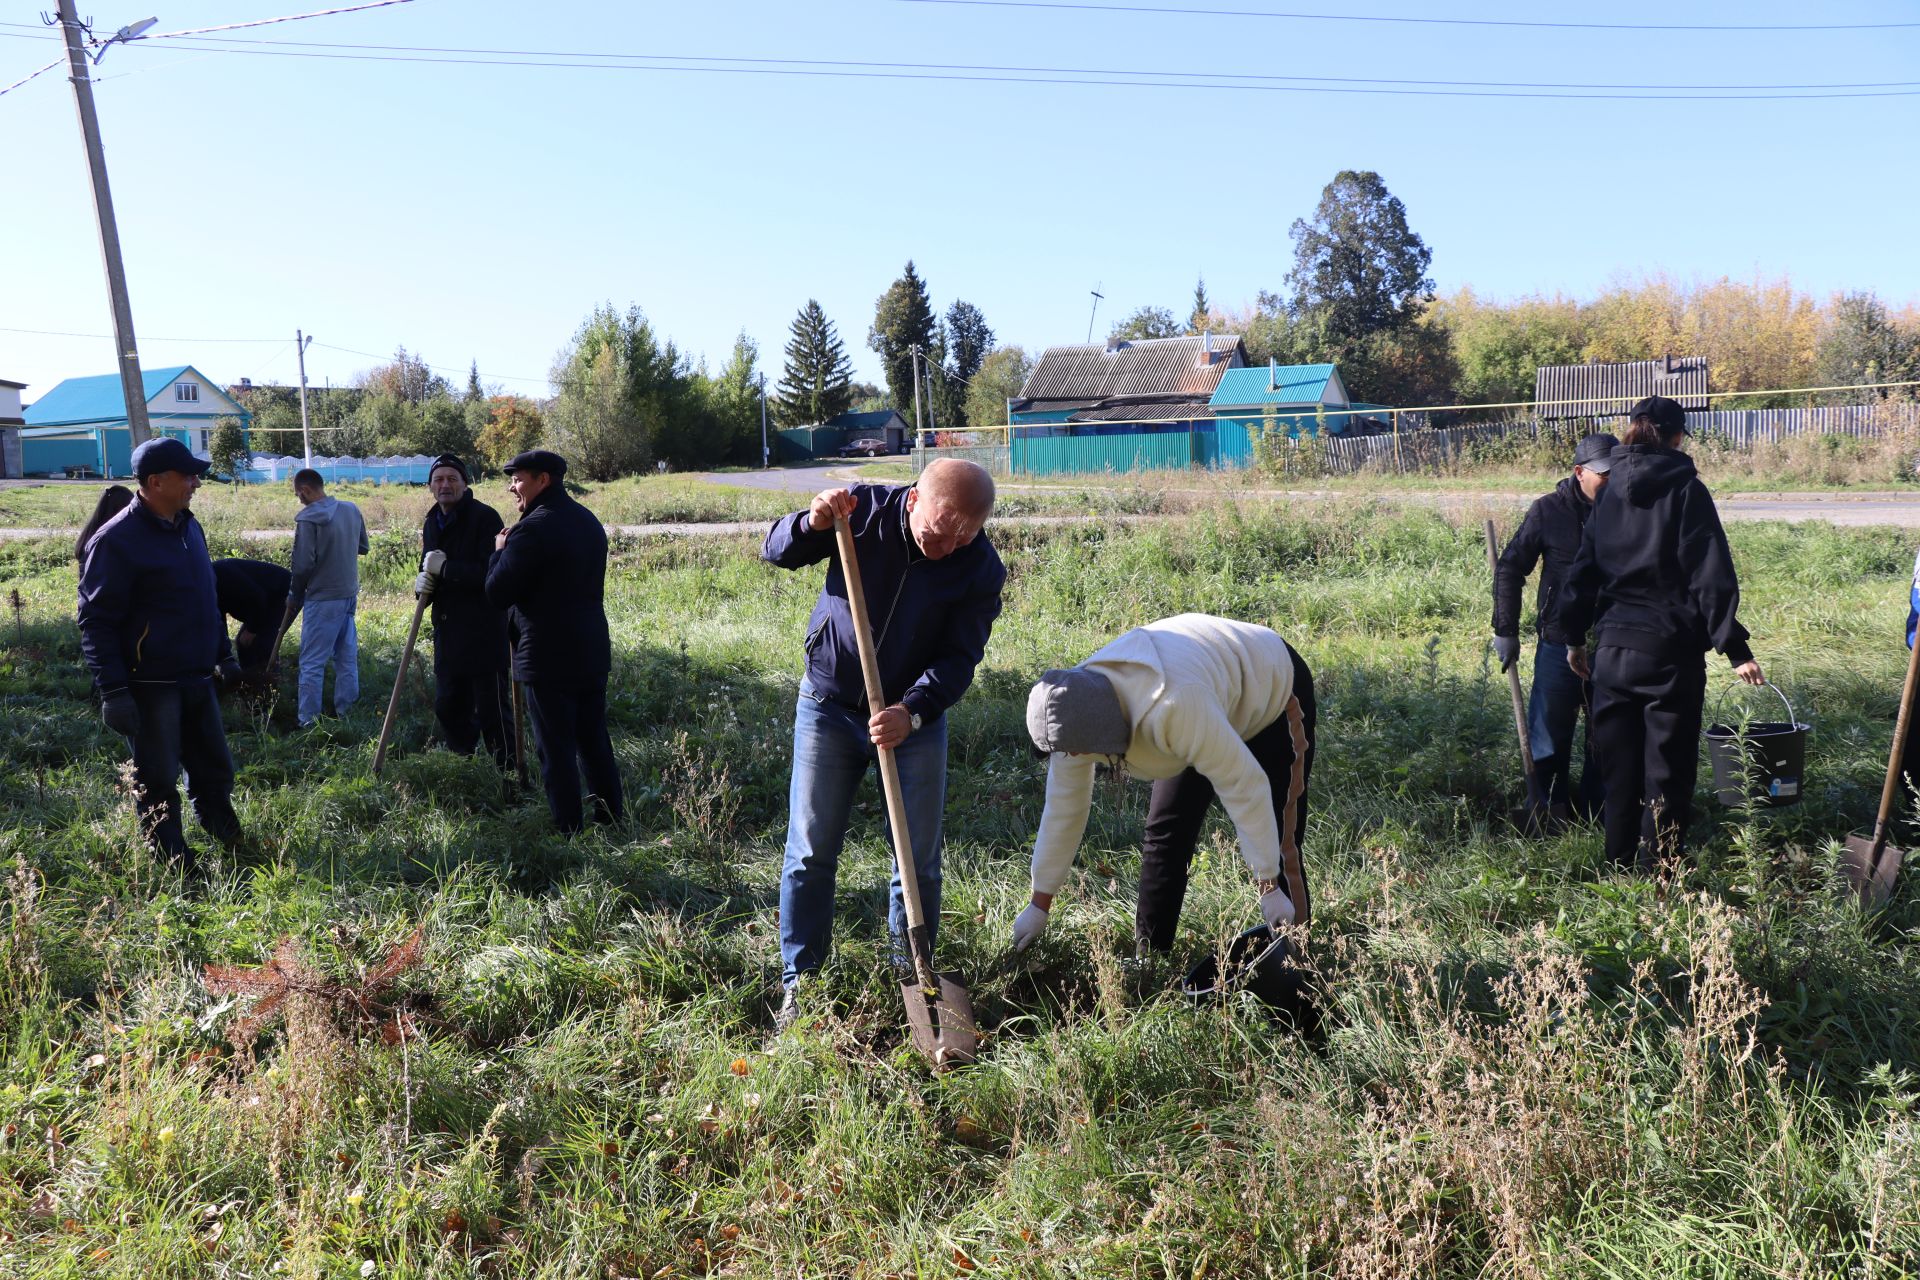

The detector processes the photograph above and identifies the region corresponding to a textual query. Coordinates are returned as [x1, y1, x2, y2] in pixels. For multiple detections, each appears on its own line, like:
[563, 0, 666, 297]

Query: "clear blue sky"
[3, 0, 1916, 402]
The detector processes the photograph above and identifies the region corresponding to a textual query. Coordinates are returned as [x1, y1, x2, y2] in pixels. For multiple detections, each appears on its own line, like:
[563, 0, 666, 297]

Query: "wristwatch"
[907, 709, 923, 733]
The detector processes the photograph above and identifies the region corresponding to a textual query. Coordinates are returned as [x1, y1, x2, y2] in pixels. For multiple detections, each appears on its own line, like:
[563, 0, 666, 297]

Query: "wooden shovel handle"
[1870, 625, 1920, 851]
[1484, 519, 1540, 806]
[832, 514, 938, 984]
[371, 594, 429, 776]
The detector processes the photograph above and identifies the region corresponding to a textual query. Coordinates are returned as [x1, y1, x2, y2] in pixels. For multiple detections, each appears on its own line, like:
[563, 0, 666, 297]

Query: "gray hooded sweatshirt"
[287, 495, 369, 607]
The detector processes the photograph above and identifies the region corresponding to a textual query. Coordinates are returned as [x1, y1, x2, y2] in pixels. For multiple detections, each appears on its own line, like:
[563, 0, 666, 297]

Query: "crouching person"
[1014, 613, 1315, 957]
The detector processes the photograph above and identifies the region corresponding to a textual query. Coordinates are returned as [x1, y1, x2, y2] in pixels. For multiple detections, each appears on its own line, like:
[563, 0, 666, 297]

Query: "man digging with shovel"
[761, 459, 1004, 1033]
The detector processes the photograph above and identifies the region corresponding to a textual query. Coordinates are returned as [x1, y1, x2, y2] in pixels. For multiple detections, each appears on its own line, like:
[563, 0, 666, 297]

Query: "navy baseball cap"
[501, 449, 567, 479]
[131, 436, 212, 480]
[1573, 432, 1618, 473]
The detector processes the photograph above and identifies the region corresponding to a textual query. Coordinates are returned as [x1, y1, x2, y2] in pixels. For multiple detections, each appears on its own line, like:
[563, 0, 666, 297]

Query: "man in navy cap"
[1491, 431, 1617, 824]
[415, 453, 511, 767]
[77, 437, 245, 871]
[485, 450, 623, 831]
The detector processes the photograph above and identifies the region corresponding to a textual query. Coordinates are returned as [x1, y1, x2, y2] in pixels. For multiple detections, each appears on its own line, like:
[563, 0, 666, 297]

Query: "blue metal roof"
[23, 365, 240, 427]
[1208, 363, 1338, 409]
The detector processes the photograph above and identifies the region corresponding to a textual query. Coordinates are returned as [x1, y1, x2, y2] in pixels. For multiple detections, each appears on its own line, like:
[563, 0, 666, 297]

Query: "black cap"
[1628, 395, 1687, 434]
[501, 449, 567, 479]
[131, 436, 212, 480]
[428, 453, 470, 483]
[1573, 431, 1618, 473]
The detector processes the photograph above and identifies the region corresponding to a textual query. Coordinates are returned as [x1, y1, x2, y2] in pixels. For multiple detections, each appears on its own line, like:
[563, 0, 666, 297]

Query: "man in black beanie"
[416, 453, 512, 767]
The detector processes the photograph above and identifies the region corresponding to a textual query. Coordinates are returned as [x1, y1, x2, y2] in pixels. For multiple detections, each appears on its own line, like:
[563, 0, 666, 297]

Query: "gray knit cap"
[1026, 668, 1130, 756]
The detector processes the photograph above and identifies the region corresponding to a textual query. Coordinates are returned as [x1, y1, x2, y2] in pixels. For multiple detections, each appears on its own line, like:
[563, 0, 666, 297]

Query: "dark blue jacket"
[424, 491, 509, 676]
[485, 484, 611, 686]
[78, 495, 232, 692]
[762, 483, 1005, 723]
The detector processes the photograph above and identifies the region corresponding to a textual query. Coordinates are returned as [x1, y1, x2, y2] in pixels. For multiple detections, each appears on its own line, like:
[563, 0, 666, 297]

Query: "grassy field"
[3, 501, 1919, 1276]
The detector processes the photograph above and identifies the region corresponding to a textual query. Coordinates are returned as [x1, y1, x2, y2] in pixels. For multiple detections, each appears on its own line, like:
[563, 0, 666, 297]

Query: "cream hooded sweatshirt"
[1028, 613, 1296, 894]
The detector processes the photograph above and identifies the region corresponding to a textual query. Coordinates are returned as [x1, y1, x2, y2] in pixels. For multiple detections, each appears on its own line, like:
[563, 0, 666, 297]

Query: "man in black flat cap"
[1491, 431, 1617, 824]
[416, 453, 512, 768]
[484, 450, 623, 832]
[77, 437, 245, 871]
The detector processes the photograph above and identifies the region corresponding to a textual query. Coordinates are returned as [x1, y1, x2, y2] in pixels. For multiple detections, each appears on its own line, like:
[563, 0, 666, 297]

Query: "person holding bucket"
[1012, 614, 1314, 957]
[1554, 395, 1764, 870]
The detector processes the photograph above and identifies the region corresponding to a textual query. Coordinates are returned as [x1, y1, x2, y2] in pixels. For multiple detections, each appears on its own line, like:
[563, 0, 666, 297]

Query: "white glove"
[1260, 885, 1296, 930]
[1012, 902, 1049, 951]
[413, 571, 434, 598]
[422, 549, 448, 578]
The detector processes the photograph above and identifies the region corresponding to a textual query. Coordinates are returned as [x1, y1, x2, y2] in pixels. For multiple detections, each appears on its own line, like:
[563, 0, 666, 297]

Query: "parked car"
[840, 435, 892, 458]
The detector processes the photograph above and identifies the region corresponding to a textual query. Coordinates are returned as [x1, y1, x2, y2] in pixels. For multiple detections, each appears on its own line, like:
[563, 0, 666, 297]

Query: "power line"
[143, 0, 416, 41]
[4, 326, 550, 387]
[0, 324, 284, 342]
[0, 55, 61, 97]
[892, 0, 1920, 32]
[108, 36, 1920, 100]
[309, 341, 547, 386]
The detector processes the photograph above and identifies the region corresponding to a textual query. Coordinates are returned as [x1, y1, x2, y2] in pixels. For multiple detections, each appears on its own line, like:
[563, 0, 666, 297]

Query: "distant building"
[0, 378, 24, 478]
[1533, 356, 1709, 422]
[22, 365, 249, 478]
[1208, 360, 1390, 437]
[1011, 334, 1248, 429]
[775, 407, 913, 461]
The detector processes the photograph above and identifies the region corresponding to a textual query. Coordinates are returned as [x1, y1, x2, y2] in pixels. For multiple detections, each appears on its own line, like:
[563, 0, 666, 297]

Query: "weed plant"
[1, 503, 1917, 1275]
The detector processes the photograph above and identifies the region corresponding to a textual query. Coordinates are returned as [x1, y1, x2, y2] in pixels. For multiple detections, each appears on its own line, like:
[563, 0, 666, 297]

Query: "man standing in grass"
[486, 449, 623, 832]
[281, 468, 368, 730]
[415, 453, 511, 768]
[761, 458, 1005, 1028]
[1491, 432, 1616, 825]
[78, 437, 245, 872]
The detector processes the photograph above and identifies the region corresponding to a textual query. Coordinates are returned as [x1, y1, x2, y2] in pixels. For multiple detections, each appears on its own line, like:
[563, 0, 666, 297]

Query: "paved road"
[699, 464, 862, 494]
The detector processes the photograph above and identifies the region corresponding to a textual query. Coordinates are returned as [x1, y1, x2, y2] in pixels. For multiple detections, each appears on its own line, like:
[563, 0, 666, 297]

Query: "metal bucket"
[1705, 683, 1808, 808]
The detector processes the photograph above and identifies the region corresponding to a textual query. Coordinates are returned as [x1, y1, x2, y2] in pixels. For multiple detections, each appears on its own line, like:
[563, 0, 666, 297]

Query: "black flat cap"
[501, 449, 567, 478]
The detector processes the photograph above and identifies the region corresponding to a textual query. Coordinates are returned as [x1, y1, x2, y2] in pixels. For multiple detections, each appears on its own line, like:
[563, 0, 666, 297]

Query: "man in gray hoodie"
[282, 469, 369, 729]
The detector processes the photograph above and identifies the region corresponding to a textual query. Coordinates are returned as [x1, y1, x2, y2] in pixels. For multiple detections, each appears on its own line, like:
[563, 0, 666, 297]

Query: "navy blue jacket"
[214, 558, 291, 639]
[762, 483, 1005, 723]
[78, 495, 232, 692]
[1493, 477, 1595, 644]
[424, 491, 509, 676]
[485, 484, 611, 686]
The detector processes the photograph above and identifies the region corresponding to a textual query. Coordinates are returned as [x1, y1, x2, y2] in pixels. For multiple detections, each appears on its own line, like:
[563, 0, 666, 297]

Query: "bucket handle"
[1709, 680, 1796, 729]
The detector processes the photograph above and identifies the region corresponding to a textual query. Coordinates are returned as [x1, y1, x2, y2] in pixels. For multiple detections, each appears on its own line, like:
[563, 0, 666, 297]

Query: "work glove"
[215, 658, 245, 690]
[1012, 902, 1050, 951]
[1259, 885, 1296, 930]
[1492, 635, 1520, 672]
[422, 549, 448, 578]
[101, 689, 140, 739]
[413, 571, 435, 599]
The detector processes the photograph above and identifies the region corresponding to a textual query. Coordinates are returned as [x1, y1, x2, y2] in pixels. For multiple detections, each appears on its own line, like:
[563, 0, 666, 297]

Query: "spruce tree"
[1187, 276, 1213, 334]
[777, 300, 854, 426]
[868, 261, 937, 428]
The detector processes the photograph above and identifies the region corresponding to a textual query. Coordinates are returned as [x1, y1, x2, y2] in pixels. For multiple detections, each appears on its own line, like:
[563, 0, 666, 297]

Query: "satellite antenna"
[1086, 283, 1105, 344]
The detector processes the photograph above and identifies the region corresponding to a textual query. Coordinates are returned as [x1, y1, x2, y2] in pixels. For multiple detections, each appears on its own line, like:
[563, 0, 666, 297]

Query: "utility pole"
[757, 372, 770, 469]
[924, 354, 937, 436]
[1086, 284, 1105, 344]
[910, 345, 925, 443]
[295, 330, 315, 465]
[51, 1, 157, 447]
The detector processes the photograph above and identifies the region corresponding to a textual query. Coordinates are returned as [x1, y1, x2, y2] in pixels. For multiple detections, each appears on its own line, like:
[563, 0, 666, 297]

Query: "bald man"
[761, 459, 1006, 1025]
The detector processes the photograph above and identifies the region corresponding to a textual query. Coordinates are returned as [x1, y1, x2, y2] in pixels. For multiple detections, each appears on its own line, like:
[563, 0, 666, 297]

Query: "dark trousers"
[1136, 656, 1316, 954]
[1528, 640, 1605, 817]
[1590, 645, 1706, 869]
[1901, 695, 1920, 828]
[523, 680, 623, 833]
[126, 680, 240, 863]
[435, 667, 512, 768]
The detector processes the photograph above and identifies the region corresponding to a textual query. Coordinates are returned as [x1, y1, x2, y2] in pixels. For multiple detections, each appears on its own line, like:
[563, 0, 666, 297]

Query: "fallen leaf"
[728, 1058, 751, 1076]
[952, 1248, 975, 1271]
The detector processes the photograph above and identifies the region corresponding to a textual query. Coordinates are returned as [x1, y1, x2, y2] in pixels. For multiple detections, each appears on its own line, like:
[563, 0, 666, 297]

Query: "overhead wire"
[891, 0, 1920, 32]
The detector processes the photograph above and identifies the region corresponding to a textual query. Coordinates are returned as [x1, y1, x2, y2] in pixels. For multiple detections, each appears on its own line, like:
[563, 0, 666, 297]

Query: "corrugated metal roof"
[1019, 335, 1246, 403]
[1533, 357, 1709, 420]
[1067, 403, 1218, 423]
[1208, 363, 1339, 409]
[24, 366, 196, 427]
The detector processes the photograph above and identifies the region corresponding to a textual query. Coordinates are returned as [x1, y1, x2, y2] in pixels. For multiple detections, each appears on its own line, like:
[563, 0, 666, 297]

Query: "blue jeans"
[1528, 640, 1604, 814]
[779, 680, 947, 987]
[297, 595, 360, 726]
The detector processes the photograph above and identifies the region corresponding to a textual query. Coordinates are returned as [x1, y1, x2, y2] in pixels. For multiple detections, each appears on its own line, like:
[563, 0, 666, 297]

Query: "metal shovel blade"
[1842, 834, 1905, 908]
[901, 972, 978, 1069]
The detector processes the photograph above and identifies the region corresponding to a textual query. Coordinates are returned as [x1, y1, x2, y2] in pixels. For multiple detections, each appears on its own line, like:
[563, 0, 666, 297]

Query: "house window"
[175, 383, 199, 403]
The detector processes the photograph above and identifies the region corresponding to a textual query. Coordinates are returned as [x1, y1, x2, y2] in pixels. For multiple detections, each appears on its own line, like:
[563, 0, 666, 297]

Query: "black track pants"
[523, 680, 624, 834]
[1135, 655, 1316, 954]
[1590, 645, 1706, 869]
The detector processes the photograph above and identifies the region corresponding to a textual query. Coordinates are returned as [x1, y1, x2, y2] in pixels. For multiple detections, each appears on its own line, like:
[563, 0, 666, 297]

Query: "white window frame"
[174, 383, 199, 402]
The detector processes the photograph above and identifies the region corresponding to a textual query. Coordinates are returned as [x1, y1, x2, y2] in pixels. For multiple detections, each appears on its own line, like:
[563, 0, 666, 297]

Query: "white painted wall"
[0, 383, 23, 421]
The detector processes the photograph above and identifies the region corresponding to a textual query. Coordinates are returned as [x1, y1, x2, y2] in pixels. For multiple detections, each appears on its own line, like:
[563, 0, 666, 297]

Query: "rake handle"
[1484, 519, 1541, 808]
[833, 514, 940, 991]
[1869, 624, 1920, 857]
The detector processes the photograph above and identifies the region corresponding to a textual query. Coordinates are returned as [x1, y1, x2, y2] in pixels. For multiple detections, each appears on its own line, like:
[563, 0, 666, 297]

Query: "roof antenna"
[1086, 283, 1104, 344]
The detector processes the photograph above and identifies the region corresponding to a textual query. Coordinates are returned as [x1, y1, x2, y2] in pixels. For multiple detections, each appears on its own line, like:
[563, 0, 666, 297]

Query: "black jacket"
[1553, 445, 1755, 666]
[484, 484, 611, 687]
[762, 483, 1005, 722]
[78, 495, 232, 691]
[1493, 477, 1595, 644]
[214, 558, 291, 639]
[423, 491, 509, 675]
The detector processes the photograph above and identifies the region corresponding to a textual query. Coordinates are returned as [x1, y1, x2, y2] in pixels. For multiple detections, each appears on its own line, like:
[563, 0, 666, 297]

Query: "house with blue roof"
[22, 365, 249, 478]
[1208, 360, 1390, 440]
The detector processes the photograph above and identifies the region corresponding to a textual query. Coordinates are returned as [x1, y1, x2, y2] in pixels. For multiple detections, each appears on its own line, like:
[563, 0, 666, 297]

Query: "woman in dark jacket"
[1555, 396, 1765, 869]
[74, 485, 133, 567]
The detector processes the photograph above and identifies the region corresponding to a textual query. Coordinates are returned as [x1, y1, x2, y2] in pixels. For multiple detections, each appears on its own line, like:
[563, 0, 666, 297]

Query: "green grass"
[2, 504, 1919, 1276]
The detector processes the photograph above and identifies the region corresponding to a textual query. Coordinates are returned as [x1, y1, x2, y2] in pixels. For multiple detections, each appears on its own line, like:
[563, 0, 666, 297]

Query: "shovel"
[371, 593, 429, 776]
[1483, 519, 1545, 824]
[833, 514, 978, 1068]
[1842, 629, 1920, 907]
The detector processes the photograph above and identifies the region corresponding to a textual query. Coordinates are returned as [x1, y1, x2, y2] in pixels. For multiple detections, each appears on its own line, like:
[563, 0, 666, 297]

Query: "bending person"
[1555, 396, 1764, 870]
[1014, 614, 1314, 957]
[213, 558, 291, 673]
